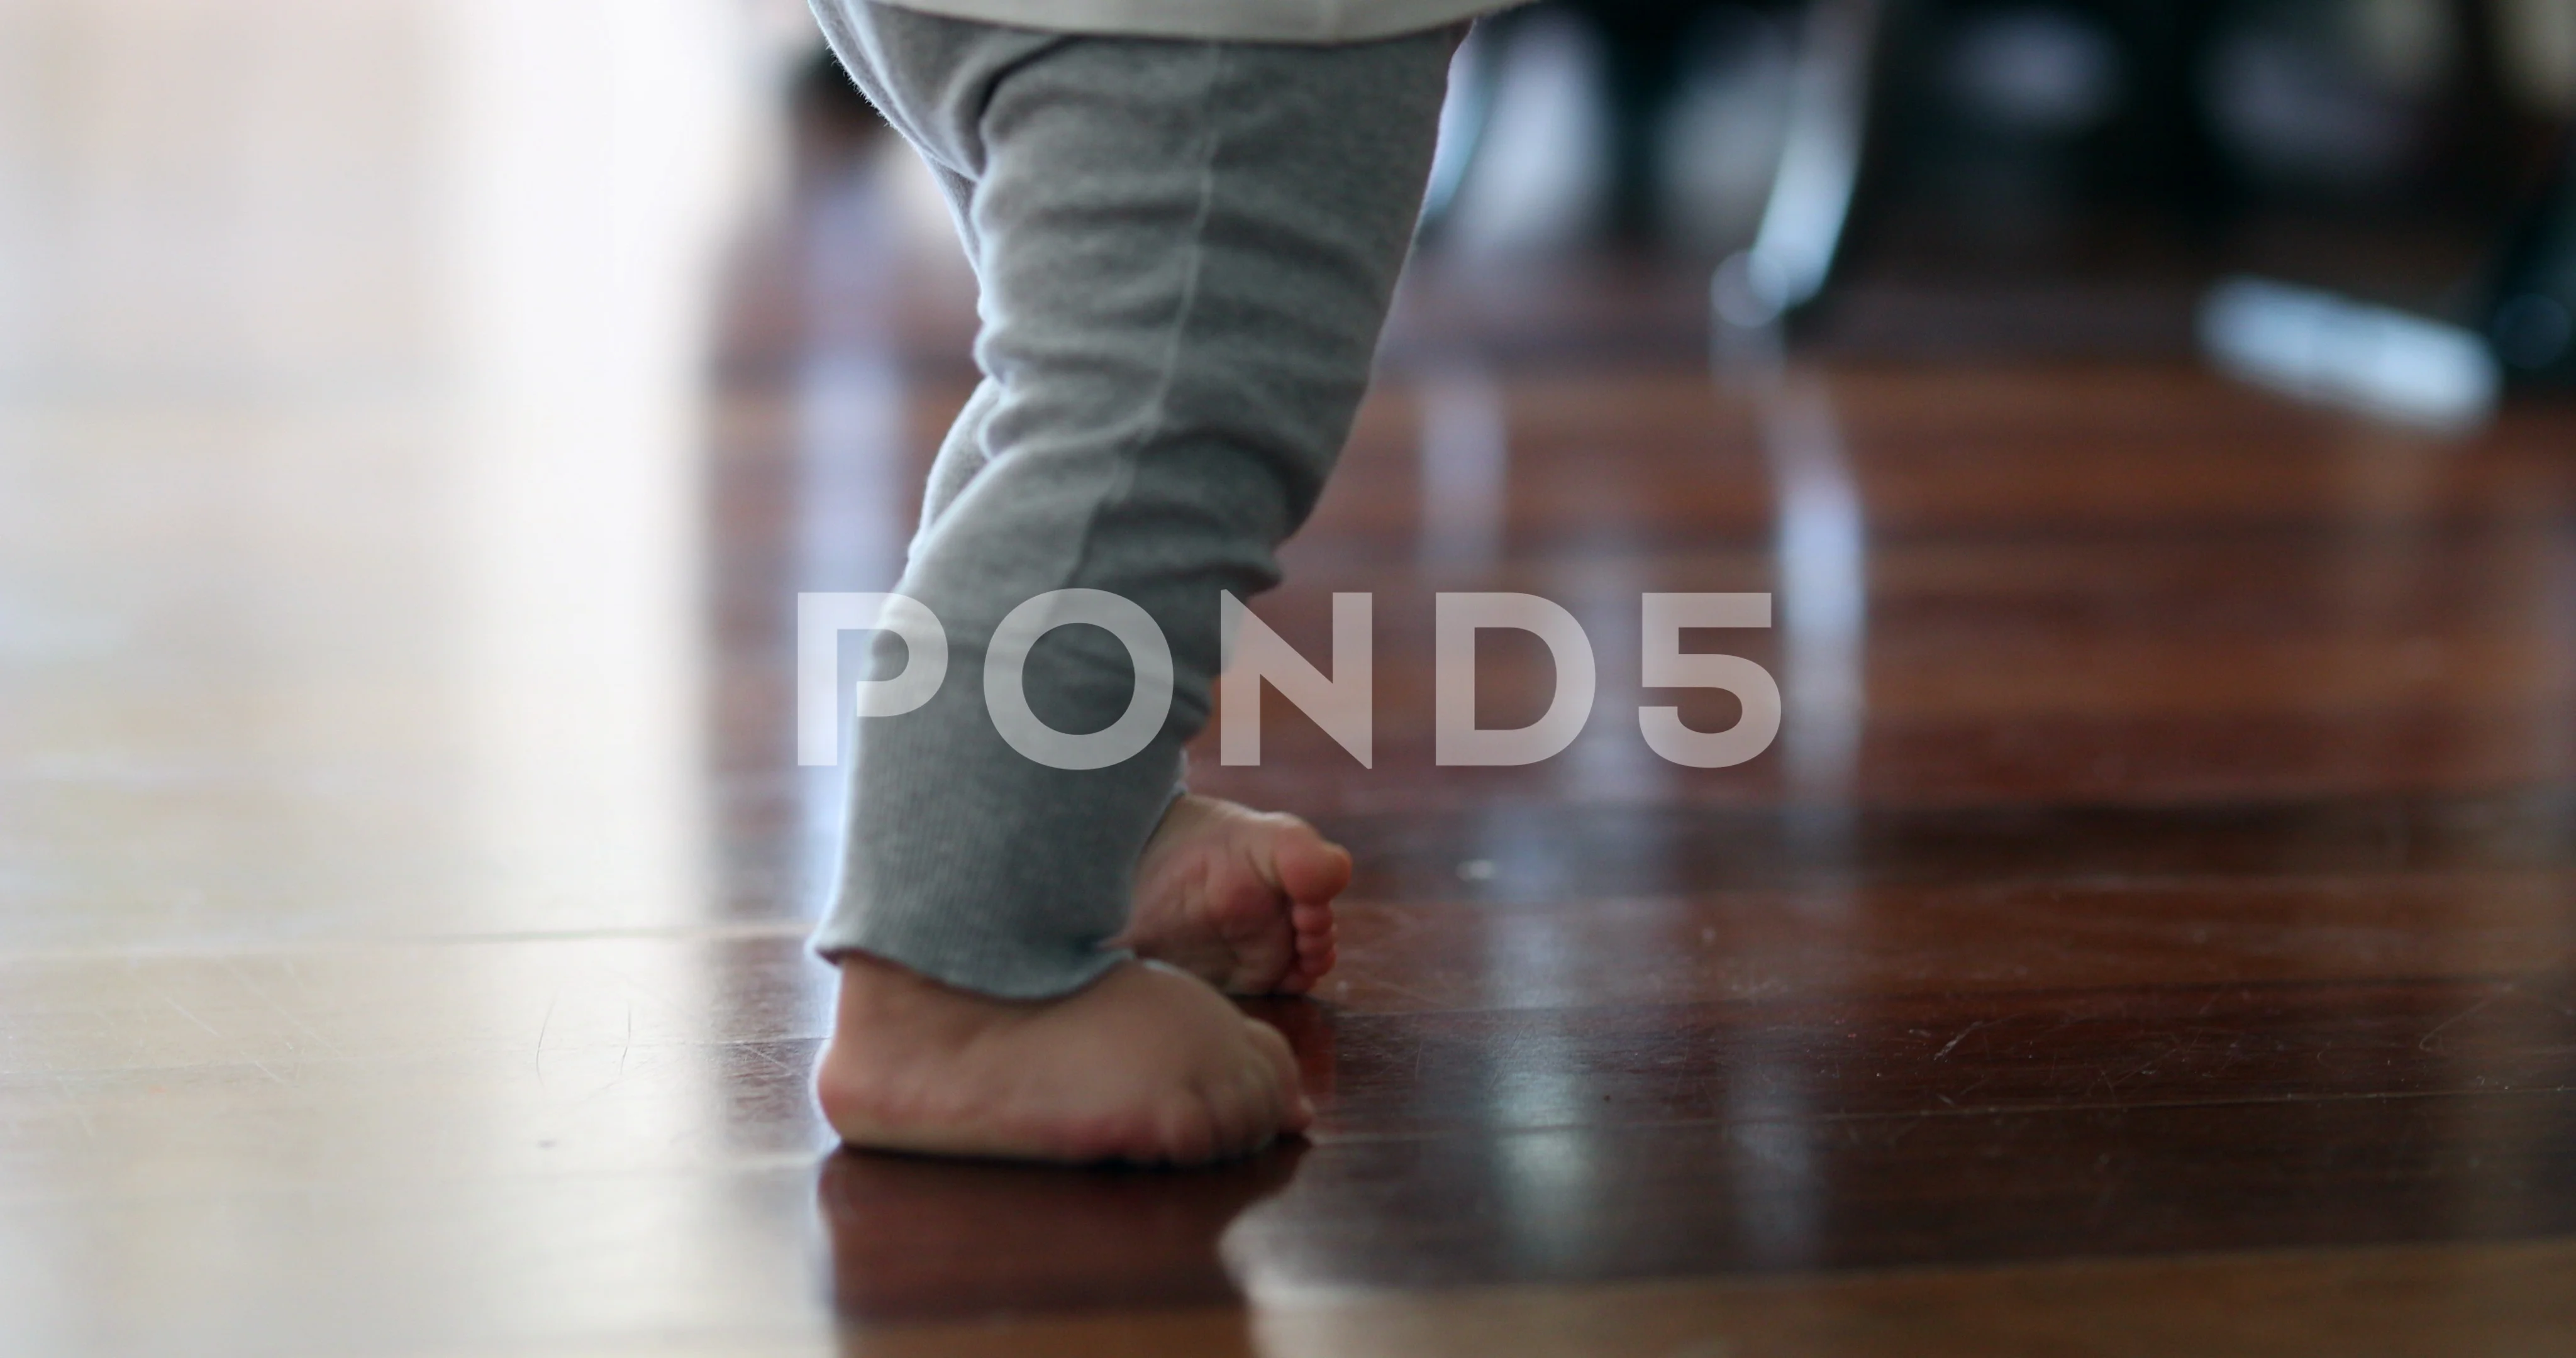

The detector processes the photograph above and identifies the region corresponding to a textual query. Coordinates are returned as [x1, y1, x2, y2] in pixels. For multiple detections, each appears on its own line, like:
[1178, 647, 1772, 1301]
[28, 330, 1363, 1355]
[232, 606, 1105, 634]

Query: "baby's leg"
[806, 3, 1452, 1163]
[924, 392, 1352, 995]
[924, 392, 1353, 995]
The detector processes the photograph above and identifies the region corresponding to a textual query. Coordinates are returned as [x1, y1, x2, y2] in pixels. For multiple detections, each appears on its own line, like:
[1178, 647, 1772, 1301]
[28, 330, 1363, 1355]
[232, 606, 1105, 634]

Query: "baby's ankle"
[830, 951, 1034, 1047]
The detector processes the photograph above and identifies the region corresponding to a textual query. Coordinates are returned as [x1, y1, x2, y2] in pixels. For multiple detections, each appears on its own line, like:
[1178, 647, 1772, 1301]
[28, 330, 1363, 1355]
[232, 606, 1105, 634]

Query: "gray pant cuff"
[812, 925, 1128, 1000]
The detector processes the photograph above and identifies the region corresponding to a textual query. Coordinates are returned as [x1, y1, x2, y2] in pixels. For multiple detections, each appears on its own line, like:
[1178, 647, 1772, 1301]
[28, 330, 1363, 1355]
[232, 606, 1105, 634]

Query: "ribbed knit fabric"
[808, 3, 1454, 997]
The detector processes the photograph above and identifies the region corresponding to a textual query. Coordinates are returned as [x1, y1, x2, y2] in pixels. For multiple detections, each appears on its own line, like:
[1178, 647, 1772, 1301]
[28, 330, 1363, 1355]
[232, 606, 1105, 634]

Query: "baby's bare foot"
[816, 954, 1309, 1166]
[1117, 794, 1350, 996]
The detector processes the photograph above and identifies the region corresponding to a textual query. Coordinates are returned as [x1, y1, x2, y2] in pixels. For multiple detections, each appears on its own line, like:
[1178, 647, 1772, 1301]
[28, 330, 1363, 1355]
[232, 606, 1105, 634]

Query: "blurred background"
[7, 1, 2576, 1353]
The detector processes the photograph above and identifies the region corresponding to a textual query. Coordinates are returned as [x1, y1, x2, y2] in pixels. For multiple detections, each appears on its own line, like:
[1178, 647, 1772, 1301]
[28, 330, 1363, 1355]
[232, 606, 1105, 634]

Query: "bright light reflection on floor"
[0, 0, 792, 1344]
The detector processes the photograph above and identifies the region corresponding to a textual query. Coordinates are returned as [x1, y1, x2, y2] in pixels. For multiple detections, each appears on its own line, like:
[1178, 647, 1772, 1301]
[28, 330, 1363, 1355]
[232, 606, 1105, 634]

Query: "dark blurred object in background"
[1448, 0, 2566, 249]
[1422, 0, 2576, 367]
[2486, 128, 2576, 384]
[1824, 0, 2570, 341]
[1870, 2, 2551, 245]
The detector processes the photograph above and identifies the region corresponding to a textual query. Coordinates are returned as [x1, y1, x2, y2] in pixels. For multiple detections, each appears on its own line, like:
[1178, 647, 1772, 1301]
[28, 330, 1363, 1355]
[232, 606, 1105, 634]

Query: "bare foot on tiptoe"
[816, 954, 1311, 1165]
[1116, 794, 1352, 995]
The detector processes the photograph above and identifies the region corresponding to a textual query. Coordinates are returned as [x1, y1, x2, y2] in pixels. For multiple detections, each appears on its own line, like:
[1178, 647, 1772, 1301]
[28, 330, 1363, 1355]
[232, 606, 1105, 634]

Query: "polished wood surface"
[9, 9, 2576, 1354]
[848, 1239, 2576, 1358]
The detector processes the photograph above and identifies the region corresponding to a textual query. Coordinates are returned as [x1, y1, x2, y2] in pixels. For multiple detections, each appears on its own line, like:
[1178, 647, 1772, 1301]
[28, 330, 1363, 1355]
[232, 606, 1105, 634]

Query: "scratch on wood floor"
[1934, 1018, 1992, 1061]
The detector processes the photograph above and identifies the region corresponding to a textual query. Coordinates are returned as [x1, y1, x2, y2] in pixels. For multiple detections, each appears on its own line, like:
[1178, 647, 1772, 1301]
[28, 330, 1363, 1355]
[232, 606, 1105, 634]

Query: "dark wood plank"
[849, 1238, 2576, 1358]
[1317, 871, 2576, 1013]
[1231, 1089, 2576, 1290]
[1318, 797, 2576, 903]
[815, 1085, 2576, 1317]
[1305, 974, 2576, 1134]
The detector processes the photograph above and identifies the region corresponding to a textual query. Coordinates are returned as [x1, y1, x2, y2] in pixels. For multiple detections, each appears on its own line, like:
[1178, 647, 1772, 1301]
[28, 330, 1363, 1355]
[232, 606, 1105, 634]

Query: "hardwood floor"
[8, 14, 2576, 1352]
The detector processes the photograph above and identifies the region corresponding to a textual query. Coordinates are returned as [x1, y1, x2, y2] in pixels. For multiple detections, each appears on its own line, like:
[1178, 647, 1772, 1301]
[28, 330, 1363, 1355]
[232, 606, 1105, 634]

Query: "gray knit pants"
[808, 1, 1455, 997]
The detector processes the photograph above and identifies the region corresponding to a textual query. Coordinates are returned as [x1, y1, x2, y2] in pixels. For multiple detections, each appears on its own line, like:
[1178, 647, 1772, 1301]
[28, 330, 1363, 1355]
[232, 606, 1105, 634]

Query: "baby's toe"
[1291, 913, 1336, 968]
[1271, 825, 1353, 906]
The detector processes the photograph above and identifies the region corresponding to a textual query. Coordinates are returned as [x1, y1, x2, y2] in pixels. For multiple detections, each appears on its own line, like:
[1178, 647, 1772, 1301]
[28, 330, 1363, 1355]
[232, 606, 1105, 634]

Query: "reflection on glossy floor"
[9, 4, 2576, 1355]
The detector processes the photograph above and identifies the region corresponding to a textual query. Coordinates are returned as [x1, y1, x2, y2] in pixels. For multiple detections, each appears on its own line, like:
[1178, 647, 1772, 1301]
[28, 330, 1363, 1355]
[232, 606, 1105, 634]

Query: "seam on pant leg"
[819, 40, 1233, 997]
[1051, 38, 1230, 610]
[916, 38, 1228, 605]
